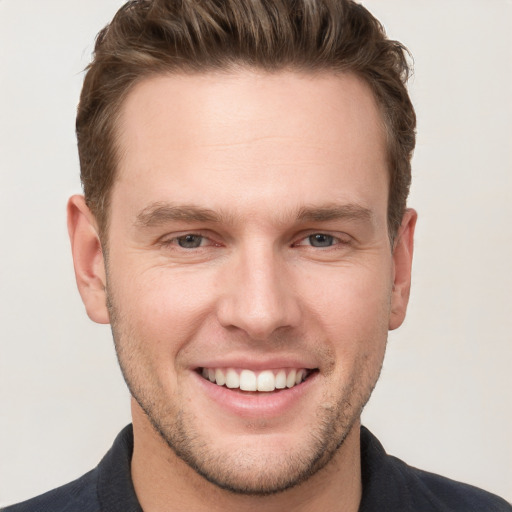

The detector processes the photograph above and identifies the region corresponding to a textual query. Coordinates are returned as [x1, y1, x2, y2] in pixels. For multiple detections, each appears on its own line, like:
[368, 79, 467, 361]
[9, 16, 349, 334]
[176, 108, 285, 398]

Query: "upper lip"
[193, 355, 319, 372]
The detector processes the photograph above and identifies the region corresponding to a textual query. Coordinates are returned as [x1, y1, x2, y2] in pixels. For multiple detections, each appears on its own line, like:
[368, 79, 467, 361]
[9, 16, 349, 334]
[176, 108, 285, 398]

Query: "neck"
[130, 401, 362, 512]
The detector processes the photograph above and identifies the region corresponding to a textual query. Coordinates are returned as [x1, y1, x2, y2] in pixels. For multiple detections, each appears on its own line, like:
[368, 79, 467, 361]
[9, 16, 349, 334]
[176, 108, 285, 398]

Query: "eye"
[307, 233, 335, 248]
[159, 231, 222, 253]
[293, 232, 352, 250]
[176, 234, 205, 248]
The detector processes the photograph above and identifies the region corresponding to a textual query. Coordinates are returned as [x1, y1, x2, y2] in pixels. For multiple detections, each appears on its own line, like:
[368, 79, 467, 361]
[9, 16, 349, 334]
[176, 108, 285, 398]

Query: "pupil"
[310, 234, 333, 247]
[178, 235, 202, 248]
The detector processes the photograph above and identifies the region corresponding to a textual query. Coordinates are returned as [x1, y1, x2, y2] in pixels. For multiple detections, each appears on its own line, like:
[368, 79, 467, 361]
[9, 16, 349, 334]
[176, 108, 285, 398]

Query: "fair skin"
[68, 70, 416, 511]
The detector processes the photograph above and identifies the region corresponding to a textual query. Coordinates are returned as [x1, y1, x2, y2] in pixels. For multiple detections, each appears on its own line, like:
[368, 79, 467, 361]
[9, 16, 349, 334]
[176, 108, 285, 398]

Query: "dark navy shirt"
[2, 425, 510, 511]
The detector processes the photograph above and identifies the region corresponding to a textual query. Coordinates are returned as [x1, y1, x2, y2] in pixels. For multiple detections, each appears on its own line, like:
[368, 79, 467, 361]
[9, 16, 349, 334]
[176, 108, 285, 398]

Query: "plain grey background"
[1, 0, 511, 506]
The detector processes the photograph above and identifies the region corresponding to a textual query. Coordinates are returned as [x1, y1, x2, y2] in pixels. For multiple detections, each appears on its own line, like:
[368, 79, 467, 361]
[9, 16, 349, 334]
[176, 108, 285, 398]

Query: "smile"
[200, 367, 315, 392]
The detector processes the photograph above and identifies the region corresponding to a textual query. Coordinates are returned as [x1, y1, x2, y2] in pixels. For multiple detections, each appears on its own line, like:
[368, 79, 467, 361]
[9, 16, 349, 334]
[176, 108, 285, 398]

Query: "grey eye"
[308, 234, 334, 247]
[177, 234, 203, 248]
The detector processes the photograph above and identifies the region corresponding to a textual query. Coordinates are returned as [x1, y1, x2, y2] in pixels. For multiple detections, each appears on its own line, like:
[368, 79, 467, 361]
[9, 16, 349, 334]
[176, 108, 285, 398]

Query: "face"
[70, 70, 415, 495]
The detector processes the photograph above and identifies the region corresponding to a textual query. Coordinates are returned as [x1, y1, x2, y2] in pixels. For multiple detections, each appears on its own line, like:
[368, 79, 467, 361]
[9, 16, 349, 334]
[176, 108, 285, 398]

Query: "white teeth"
[257, 370, 275, 392]
[215, 368, 226, 386]
[225, 368, 239, 389]
[286, 369, 297, 388]
[275, 370, 287, 389]
[240, 369, 257, 391]
[201, 367, 310, 392]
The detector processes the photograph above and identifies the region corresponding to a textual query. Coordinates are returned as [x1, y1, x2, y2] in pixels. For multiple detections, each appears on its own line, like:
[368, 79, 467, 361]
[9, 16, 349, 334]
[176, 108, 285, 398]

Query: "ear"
[389, 208, 417, 331]
[67, 195, 110, 324]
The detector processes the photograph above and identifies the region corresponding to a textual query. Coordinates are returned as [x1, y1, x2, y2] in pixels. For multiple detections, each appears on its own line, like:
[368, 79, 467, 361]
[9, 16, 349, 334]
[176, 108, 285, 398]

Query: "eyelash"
[294, 233, 350, 248]
[160, 233, 218, 249]
[160, 232, 350, 250]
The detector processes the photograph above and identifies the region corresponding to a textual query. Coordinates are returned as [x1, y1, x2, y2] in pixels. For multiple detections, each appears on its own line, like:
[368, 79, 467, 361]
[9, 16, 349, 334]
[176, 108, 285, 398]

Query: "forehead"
[112, 69, 388, 223]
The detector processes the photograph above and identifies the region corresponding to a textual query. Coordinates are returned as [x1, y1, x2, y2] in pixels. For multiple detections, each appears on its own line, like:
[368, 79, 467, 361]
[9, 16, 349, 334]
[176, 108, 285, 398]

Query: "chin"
[135, 390, 359, 496]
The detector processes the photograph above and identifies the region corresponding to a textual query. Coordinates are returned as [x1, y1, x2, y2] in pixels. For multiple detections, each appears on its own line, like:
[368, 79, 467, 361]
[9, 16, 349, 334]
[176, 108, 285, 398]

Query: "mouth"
[198, 367, 318, 392]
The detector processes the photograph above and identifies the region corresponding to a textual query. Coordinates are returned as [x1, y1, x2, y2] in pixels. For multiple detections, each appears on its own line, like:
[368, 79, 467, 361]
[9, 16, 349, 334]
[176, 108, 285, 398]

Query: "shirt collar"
[95, 423, 407, 511]
[97, 424, 143, 512]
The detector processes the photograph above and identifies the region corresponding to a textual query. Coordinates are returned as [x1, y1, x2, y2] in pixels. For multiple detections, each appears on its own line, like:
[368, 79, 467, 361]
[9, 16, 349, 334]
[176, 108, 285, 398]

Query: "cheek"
[298, 262, 393, 330]
[109, 264, 219, 358]
[297, 262, 392, 376]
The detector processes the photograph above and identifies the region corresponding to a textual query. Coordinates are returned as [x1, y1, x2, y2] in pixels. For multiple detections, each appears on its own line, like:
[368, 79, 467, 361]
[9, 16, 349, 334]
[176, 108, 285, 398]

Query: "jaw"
[131, 358, 367, 491]
[130, 393, 363, 512]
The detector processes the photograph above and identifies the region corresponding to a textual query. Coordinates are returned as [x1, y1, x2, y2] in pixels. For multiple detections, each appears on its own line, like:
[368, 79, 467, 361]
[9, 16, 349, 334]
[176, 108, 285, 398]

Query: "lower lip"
[193, 371, 318, 419]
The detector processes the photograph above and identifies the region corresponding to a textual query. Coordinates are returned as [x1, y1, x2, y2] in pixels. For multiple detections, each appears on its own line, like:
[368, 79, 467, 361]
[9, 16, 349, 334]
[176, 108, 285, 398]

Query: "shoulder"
[360, 426, 512, 512]
[391, 454, 512, 511]
[0, 468, 100, 512]
[1, 425, 140, 512]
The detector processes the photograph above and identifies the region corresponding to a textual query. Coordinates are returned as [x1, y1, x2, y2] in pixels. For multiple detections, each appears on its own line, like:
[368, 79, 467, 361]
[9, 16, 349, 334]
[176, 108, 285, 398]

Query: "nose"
[216, 244, 301, 340]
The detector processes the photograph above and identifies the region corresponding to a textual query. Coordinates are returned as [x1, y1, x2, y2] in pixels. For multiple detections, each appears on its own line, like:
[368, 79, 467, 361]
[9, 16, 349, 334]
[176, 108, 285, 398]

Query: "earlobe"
[67, 195, 110, 324]
[389, 208, 417, 331]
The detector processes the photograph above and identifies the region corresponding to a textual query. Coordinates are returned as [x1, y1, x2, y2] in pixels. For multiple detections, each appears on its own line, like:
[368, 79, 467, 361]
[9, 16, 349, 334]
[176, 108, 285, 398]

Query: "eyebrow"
[135, 202, 228, 227]
[135, 201, 374, 228]
[296, 204, 374, 223]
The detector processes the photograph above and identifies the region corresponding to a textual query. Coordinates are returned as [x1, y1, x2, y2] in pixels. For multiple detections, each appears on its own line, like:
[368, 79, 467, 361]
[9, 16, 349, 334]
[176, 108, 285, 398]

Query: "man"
[2, 0, 510, 510]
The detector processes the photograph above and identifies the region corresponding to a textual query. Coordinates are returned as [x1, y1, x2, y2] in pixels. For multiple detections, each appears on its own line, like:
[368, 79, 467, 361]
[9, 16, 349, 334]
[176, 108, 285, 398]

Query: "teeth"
[215, 368, 226, 386]
[225, 368, 239, 389]
[286, 369, 296, 388]
[275, 370, 287, 389]
[201, 367, 310, 392]
[240, 369, 257, 391]
[257, 370, 275, 392]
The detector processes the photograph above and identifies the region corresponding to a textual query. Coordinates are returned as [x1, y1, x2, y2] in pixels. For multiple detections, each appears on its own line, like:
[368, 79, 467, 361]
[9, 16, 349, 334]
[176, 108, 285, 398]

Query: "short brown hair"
[77, 0, 415, 241]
